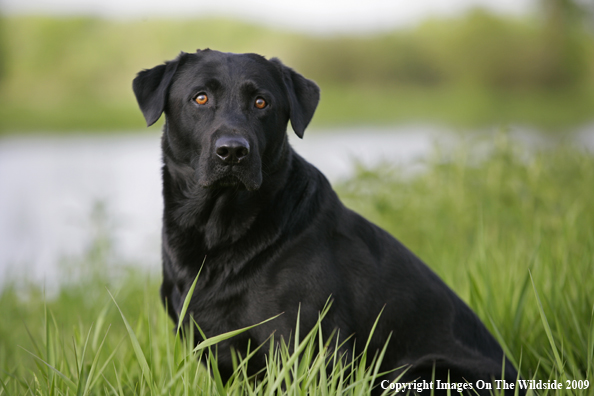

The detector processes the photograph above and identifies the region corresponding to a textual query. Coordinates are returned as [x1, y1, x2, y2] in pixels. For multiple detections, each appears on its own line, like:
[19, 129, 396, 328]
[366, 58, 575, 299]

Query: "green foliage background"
[0, 9, 592, 133]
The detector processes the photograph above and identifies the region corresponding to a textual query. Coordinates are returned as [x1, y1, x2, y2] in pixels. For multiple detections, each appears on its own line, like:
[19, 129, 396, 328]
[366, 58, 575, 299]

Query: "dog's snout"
[215, 136, 250, 164]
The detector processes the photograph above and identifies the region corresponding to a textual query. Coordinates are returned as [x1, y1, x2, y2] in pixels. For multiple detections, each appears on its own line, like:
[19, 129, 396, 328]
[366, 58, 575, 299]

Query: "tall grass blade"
[0, 376, 13, 396]
[85, 325, 122, 394]
[112, 363, 125, 396]
[530, 271, 565, 378]
[75, 325, 94, 396]
[19, 347, 77, 392]
[107, 289, 157, 394]
[586, 305, 594, 378]
[207, 348, 227, 396]
[193, 314, 282, 353]
[489, 316, 519, 370]
[176, 259, 205, 338]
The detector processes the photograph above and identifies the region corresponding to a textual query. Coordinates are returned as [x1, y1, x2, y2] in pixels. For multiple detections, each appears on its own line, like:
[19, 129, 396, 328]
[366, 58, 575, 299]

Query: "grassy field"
[0, 134, 593, 395]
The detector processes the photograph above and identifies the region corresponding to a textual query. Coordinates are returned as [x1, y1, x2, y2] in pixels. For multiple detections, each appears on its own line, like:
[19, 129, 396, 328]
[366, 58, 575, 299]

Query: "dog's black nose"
[215, 136, 250, 164]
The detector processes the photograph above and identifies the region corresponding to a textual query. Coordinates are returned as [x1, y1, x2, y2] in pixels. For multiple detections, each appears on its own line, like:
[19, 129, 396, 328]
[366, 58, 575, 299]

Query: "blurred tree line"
[295, 6, 592, 91]
[0, 15, 6, 89]
[0, 6, 592, 133]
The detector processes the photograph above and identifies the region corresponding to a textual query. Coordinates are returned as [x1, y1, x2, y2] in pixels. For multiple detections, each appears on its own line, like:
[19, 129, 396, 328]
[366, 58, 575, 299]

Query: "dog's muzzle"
[198, 135, 262, 191]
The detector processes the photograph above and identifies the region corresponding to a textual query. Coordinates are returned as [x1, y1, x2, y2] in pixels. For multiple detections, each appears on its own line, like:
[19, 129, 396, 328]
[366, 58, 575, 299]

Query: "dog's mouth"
[211, 175, 245, 189]
[202, 173, 262, 192]
[198, 161, 263, 192]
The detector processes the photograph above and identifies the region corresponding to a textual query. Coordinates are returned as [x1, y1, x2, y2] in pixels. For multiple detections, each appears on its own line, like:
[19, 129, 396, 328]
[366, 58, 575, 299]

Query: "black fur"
[133, 49, 520, 394]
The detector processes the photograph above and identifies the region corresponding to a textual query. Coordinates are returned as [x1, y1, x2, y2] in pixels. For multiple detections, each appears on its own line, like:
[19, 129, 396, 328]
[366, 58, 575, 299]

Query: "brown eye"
[195, 93, 208, 105]
[255, 97, 267, 109]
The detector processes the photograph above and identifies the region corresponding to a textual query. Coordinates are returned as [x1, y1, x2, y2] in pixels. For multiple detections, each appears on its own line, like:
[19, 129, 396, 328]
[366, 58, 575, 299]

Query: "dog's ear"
[132, 53, 185, 127]
[270, 58, 320, 139]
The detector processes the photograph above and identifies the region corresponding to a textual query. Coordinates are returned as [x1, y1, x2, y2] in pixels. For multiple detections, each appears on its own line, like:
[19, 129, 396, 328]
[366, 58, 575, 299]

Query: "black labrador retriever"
[133, 49, 520, 394]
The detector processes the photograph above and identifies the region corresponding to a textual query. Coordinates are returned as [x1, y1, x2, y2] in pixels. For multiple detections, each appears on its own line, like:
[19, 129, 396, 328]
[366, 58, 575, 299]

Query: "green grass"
[1, 134, 593, 394]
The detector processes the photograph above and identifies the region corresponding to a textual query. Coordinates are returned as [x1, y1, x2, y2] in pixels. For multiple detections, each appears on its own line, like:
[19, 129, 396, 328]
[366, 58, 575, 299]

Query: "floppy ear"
[270, 58, 320, 139]
[132, 53, 184, 126]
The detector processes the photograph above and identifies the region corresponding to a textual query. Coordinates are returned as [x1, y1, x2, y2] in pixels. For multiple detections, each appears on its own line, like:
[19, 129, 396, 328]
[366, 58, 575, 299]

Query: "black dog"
[133, 49, 519, 394]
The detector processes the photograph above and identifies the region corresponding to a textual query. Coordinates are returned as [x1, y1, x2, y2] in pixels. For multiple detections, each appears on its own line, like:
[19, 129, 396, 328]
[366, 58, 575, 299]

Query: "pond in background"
[1, 124, 593, 284]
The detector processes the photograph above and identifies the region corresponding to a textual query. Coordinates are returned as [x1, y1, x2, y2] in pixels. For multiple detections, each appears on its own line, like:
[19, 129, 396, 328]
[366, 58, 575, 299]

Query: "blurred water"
[1, 124, 593, 284]
[0, 134, 163, 284]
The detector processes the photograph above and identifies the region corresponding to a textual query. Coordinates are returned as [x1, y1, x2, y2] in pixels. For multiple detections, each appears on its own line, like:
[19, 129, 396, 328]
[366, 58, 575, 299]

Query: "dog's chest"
[182, 270, 272, 337]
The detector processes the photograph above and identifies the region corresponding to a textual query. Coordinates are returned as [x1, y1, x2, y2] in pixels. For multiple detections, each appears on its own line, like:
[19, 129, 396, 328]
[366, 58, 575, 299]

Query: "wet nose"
[215, 136, 250, 164]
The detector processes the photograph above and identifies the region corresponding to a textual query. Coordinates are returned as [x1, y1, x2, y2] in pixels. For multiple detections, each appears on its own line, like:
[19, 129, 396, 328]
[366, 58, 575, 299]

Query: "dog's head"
[133, 49, 320, 191]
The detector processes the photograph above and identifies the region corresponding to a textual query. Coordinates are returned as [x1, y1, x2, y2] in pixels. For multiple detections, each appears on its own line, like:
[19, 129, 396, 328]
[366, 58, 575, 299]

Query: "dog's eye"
[195, 93, 208, 105]
[254, 97, 267, 109]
